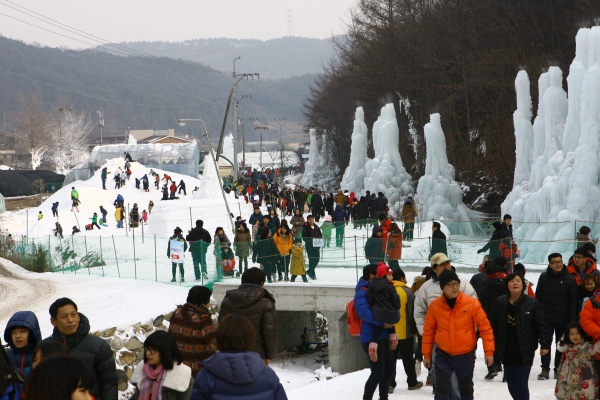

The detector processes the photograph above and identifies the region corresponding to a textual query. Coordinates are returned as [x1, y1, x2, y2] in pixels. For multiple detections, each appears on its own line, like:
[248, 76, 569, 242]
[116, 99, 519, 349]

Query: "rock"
[102, 327, 117, 337]
[124, 337, 143, 351]
[119, 351, 136, 366]
[110, 336, 124, 351]
[155, 324, 167, 331]
[132, 322, 141, 330]
[141, 320, 153, 333]
[164, 312, 173, 322]
[134, 349, 145, 363]
[117, 369, 129, 391]
[92, 331, 101, 337]
[124, 365, 133, 380]
[153, 315, 164, 327]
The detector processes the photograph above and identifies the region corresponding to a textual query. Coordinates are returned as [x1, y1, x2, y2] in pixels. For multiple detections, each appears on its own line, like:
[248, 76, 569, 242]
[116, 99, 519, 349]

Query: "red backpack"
[346, 288, 367, 336]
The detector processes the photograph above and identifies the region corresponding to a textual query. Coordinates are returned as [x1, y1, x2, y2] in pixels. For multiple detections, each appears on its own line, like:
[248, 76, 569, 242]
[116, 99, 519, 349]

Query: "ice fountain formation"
[502, 27, 600, 262]
[415, 113, 480, 236]
[340, 107, 370, 194]
[363, 103, 413, 215]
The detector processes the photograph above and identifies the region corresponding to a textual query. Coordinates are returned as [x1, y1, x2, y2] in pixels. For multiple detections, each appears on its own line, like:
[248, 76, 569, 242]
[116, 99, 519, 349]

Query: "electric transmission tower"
[286, 9, 293, 37]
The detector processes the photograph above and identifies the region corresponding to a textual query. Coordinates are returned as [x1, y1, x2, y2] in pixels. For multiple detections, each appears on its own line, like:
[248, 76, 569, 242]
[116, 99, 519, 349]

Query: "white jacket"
[130, 361, 192, 394]
[414, 274, 477, 335]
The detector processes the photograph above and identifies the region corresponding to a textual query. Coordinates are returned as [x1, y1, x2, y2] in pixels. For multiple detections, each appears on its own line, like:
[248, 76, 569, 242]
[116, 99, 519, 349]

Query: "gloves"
[477, 249, 484, 254]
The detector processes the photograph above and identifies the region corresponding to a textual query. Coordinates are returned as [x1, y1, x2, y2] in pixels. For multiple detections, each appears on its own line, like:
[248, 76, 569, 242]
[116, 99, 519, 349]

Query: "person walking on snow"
[100, 167, 109, 190]
[70, 187, 79, 200]
[99, 206, 108, 224]
[178, 180, 186, 195]
[51, 202, 59, 217]
[90, 213, 101, 230]
[70, 196, 80, 212]
[37, 211, 43, 221]
[186, 220, 213, 281]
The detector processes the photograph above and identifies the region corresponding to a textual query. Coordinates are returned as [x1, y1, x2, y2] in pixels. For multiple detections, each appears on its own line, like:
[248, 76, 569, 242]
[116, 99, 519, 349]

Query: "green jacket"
[71, 189, 79, 200]
[321, 222, 334, 236]
[91, 214, 98, 224]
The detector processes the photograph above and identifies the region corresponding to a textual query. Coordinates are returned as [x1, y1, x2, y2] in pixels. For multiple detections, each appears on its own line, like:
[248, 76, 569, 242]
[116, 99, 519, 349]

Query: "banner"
[170, 240, 185, 264]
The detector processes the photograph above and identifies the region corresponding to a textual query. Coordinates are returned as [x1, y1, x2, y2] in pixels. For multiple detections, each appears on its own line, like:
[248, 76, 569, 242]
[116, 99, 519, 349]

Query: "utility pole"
[232, 57, 241, 180]
[254, 126, 269, 170]
[275, 118, 286, 171]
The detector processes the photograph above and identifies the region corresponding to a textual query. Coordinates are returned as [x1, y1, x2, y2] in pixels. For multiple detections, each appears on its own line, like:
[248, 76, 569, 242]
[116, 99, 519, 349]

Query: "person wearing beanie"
[365, 264, 401, 361]
[365, 227, 385, 265]
[478, 261, 509, 380]
[567, 247, 600, 284]
[477, 221, 506, 260]
[414, 253, 477, 395]
[422, 269, 495, 399]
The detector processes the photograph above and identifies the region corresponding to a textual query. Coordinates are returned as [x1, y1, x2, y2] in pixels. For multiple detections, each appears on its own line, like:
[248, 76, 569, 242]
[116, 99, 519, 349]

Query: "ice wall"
[415, 113, 474, 236]
[340, 107, 369, 194]
[502, 27, 600, 262]
[363, 103, 413, 215]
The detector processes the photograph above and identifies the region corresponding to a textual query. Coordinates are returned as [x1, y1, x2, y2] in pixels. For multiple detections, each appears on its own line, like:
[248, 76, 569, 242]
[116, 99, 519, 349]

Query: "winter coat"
[272, 229, 293, 256]
[366, 277, 400, 324]
[3, 311, 42, 376]
[302, 223, 322, 250]
[429, 229, 447, 258]
[168, 303, 217, 379]
[566, 256, 600, 285]
[114, 207, 124, 222]
[579, 292, 600, 360]
[502, 222, 513, 239]
[51, 202, 59, 212]
[310, 194, 324, 213]
[252, 238, 280, 269]
[186, 227, 212, 258]
[375, 196, 388, 212]
[414, 269, 477, 334]
[386, 232, 403, 261]
[0, 383, 23, 400]
[354, 278, 387, 344]
[268, 216, 280, 235]
[555, 341, 600, 400]
[334, 191, 347, 208]
[320, 221, 334, 237]
[331, 205, 348, 225]
[71, 189, 79, 200]
[478, 230, 506, 260]
[191, 351, 287, 400]
[490, 294, 550, 365]
[233, 229, 252, 258]
[356, 198, 370, 221]
[393, 281, 417, 339]
[364, 237, 385, 263]
[401, 202, 417, 223]
[290, 215, 305, 238]
[130, 362, 194, 400]
[167, 236, 188, 262]
[535, 266, 578, 324]
[218, 284, 278, 360]
[422, 292, 495, 359]
[469, 272, 487, 297]
[249, 212, 264, 226]
[478, 272, 508, 318]
[47, 313, 117, 400]
[324, 196, 334, 215]
[290, 245, 306, 276]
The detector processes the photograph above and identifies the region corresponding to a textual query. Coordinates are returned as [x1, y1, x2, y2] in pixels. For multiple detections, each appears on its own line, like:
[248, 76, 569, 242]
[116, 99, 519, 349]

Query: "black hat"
[574, 248, 589, 258]
[438, 269, 460, 289]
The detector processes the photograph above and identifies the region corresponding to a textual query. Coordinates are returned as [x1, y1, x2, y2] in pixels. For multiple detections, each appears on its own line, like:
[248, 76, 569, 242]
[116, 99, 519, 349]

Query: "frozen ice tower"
[340, 107, 369, 194]
[415, 113, 474, 236]
[222, 133, 235, 164]
[195, 152, 223, 199]
[299, 129, 322, 188]
[363, 103, 413, 215]
[502, 27, 600, 262]
[512, 70, 534, 187]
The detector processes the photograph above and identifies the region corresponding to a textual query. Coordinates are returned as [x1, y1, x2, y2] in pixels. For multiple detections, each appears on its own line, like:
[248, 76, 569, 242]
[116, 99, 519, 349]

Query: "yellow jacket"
[273, 230, 293, 255]
[393, 280, 416, 340]
[290, 245, 305, 275]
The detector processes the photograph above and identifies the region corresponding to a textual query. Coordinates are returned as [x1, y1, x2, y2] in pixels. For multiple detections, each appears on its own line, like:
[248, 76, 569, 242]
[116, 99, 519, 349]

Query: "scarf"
[139, 363, 165, 400]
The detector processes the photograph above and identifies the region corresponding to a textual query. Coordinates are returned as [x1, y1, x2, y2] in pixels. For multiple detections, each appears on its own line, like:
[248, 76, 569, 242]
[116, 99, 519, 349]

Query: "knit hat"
[372, 226, 383, 235]
[574, 248, 589, 258]
[438, 269, 460, 288]
[376, 262, 393, 278]
[325, 215, 332, 222]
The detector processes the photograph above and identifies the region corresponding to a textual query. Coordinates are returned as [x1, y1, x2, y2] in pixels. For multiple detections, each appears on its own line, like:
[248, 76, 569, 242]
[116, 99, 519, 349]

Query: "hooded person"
[365, 226, 385, 264]
[567, 247, 600, 285]
[3, 311, 42, 377]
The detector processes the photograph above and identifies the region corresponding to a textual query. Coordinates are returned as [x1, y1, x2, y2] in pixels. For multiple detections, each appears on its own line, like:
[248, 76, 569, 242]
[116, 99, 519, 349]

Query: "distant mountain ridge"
[105, 37, 336, 79]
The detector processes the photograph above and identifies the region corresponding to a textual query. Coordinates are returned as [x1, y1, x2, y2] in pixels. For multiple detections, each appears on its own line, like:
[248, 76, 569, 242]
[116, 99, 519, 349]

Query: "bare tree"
[45, 107, 93, 174]
[11, 94, 49, 170]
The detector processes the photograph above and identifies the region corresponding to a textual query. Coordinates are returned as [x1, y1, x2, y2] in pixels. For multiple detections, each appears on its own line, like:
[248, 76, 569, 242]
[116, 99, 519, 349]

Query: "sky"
[0, 0, 354, 48]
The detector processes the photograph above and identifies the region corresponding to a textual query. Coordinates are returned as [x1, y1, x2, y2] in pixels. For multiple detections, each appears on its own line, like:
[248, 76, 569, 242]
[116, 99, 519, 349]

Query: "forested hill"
[106, 37, 335, 80]
[0, 36, 314, 142]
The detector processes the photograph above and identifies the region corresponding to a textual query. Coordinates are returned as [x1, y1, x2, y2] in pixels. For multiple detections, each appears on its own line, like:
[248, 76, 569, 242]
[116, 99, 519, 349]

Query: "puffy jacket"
[393, 281, 416, 339]
[191, 351, 287, 400]
[272, 230, 293, 256]
[0, 383, 23, 400]
[478, 273, 508, 318]
[469, 272, 487, 297]
[366, 277, 400, 324]
[490, 294, 550, 365]
[290, 245, 305, 276]
[356, 198, 369, 221]
[364, 236, 385, 263]
[187, 227, 212, 258]
[249, 212, 264, 226]
[290, 215, 305, 237]
[375, 196, 387, 212]
[47, 313, 117, 400]
[535, 266, 578, 324]
[233, 230, 252, 258]
[429, 230, 447, 258]
[331, 205, 348, 224]
[478, 230, 506, 260]
[386, 232, 403, 261]
[354, 278, 387, 344]
[414, 269, 477, 334]
[252, 239, 280, 268]
[579, 292, 600, 360]
[566, 257, 600, 285]
[218, 284, 277, 360]
[114, 208, 123, 222]
[302, 223, 322, 249]
[168, 303, 217, 379]
[422, 292, 494, 359]
[334, 190, 347, 208]
[3, 311, 42, 376]
[130, 362, 194, 400]
[401, 203, 417, 223]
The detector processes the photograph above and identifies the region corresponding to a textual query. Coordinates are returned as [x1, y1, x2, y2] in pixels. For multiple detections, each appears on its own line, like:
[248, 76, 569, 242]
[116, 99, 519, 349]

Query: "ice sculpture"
[340, 107, 369, 193]
[222, 133, 235, 164]
[299, 129, 321, 188]
[195, 152, 223, 199]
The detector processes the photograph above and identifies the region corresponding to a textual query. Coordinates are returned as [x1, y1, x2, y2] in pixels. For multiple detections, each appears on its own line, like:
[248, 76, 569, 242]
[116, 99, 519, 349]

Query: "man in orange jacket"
[422, 269, 495, 400]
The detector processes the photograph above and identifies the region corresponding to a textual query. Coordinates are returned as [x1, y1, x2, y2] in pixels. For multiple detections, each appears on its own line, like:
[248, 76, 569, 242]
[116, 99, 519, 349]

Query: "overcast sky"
[0, 0, 354, 48]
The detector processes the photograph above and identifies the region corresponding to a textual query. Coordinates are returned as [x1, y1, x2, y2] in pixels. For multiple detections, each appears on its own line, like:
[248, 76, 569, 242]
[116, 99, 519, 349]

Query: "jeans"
[335, 224, 345, 247]
[541, 322, 566, 370]
[391, 338, 418, 388]
[414, 334, 423, 362]
[503, 364, 531, 400]
[433, 348, 475, 400]
[361, 339, 394, 400]
[102, 179, 106, 189]
[430, 344, 462, 400]
[306, 248, 320, 277]
[179, 187, 186, 195]
[117, 220, 124, 228]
